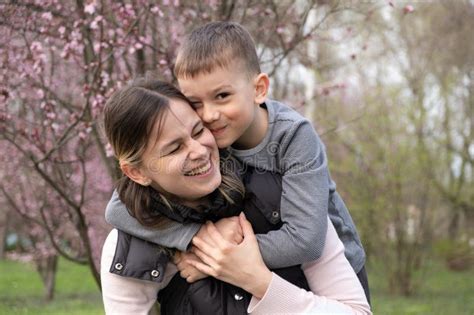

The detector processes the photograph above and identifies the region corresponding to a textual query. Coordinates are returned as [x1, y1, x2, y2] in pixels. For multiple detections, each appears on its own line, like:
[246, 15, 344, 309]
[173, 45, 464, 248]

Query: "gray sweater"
[105, 99, 365, 272]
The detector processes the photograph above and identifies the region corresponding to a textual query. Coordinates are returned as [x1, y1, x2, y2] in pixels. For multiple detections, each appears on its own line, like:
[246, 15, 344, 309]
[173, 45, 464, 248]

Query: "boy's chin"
[216, 138, 235, 149]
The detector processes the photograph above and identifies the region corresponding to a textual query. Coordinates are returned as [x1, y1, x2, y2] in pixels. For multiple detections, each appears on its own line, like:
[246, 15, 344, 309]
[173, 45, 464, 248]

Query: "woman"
[100, 78, 371, 314]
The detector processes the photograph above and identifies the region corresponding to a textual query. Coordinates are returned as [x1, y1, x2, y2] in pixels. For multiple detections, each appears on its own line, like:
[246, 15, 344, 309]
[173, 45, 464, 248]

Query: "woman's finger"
[188, 259, 217, 278]
[192, 243, 218, 268]
[192, 235, 220, 257]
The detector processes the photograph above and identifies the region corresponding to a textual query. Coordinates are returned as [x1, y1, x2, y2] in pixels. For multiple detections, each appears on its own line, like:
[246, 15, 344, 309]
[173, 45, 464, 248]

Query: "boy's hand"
[194, 216, 243, 245]
[173, 251, 208, 283]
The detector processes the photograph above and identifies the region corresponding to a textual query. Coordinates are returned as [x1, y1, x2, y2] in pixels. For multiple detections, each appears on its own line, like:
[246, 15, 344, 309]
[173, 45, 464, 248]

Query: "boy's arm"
[256, 120, 329, 269]
[105, 190, 201, 251]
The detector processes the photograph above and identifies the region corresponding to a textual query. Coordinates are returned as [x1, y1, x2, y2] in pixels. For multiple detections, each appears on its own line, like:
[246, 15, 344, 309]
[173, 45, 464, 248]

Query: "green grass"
[0, 258, 102, 315]
[369, 259, 474, 315]
[1, 257, 473, 314]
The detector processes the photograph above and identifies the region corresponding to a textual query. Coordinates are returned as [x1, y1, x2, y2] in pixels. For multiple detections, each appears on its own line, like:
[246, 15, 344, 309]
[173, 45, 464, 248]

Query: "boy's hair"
[174, 21, 261, 79]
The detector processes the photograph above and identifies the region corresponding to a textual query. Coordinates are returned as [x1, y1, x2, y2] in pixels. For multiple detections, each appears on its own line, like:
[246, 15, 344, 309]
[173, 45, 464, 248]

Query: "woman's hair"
[103, 78, 244, 228]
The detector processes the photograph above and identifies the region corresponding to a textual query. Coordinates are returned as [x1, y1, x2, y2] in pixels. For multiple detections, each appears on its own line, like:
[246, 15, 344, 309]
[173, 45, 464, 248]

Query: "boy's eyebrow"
[183, 85, 232, 100]
[210, 84, 232, 94]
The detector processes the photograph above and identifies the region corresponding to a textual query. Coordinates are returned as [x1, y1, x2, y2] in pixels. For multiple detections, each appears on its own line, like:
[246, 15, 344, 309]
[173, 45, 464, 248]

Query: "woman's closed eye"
[193, 128, 204, 138]
[167, 144, 182, 155]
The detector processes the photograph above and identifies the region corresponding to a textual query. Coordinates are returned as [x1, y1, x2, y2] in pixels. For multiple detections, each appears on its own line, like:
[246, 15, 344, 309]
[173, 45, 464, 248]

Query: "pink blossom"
[403, 5, 414, 14]
[37, 89, 45, 99]
[42, 12, 53, 21]
[93, 42, 101, 53]
[84, 3, 96, 15]
[105, 142, 114, 157]
[30, 41, 43, 53]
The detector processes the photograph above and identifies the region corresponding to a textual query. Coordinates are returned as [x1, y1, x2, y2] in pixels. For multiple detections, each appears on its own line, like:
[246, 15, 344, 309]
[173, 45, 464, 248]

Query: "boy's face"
[178, 61, 264, 149]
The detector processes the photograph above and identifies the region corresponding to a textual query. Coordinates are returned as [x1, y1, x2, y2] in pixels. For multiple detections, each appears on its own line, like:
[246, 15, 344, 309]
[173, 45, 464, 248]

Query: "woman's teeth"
[185, 161, 211, 176]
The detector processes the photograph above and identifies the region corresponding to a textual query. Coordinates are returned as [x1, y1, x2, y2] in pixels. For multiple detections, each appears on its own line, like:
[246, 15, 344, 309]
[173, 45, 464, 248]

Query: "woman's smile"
[184, 159, 213, 177]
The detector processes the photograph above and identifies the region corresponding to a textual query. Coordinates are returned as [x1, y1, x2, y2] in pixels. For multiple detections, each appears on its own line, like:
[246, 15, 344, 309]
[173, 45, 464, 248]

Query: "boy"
[106, 21, 370, 301]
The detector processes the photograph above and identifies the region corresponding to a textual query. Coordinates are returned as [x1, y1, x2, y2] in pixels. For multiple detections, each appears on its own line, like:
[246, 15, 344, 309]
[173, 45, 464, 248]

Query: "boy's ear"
[253, 73, 269, 105]
[120, 163, 152, 186]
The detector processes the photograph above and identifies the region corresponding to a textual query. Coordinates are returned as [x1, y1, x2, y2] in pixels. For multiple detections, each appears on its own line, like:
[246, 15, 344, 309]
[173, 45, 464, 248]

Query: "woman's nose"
[188, 138, 208, 160]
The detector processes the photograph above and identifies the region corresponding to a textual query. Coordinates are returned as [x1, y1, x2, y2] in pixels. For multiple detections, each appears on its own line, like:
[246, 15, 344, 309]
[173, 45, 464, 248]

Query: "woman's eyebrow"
[160, 120, 201, 150]
[160, 137, 181, 151]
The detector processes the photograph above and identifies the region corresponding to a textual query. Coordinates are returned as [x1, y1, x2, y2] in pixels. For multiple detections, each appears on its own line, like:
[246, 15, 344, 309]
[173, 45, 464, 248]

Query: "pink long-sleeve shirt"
[101, 217, 371, 315]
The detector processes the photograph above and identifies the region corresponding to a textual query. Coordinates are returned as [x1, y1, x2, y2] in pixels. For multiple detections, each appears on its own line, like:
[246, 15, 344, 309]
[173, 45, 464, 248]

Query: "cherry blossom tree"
[1, 0, 367, 294]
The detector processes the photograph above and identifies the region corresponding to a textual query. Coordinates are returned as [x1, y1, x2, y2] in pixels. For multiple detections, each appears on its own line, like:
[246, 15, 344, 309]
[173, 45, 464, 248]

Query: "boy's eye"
[190, 101, 203, 109]
[216, 92, 230, 100]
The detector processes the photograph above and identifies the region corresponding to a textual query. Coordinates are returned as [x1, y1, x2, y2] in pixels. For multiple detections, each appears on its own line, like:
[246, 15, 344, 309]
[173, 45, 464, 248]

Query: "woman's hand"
[175, 216, 243, 283]
[190, 213, 273, 299]
[173, 251, 208, 283]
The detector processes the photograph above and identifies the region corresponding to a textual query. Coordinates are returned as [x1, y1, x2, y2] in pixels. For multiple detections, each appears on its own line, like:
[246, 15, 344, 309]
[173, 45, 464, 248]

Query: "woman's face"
[138, 98, 221, 206]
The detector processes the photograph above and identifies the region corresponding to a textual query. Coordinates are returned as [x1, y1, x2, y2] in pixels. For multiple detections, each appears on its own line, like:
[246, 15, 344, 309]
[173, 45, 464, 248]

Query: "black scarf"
[149, 187, 243, 224]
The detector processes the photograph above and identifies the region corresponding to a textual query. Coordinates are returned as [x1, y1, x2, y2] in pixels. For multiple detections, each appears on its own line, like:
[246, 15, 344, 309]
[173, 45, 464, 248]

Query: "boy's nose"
[201, 104, 220, 123]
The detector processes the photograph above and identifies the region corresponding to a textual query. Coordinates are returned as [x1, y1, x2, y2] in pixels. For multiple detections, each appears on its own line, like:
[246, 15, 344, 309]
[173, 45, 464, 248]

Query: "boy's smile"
[178, 61, 269, 150]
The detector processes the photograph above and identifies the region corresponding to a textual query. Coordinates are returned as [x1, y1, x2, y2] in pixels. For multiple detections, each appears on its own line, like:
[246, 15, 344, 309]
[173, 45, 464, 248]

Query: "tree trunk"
[44, 255, 58, 301]
[37, 254, 58, 301]
[448, 211, 460, 240]
[0, 208, 8, 260]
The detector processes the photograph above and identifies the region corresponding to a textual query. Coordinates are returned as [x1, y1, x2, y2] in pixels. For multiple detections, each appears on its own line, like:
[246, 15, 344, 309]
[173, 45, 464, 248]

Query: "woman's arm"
[100, 229, 177, 315]
[248, 219, 371, 314]
[190, 214, 371, 315]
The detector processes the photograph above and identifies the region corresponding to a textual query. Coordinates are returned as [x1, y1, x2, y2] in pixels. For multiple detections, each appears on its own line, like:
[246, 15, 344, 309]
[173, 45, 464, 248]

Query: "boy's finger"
[205, 222, 230, 249]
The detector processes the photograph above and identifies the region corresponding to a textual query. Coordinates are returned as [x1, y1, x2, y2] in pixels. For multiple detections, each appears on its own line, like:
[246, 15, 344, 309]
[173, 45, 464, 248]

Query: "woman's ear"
[121, 163, 152, 186]
[253, 73, 270, 105]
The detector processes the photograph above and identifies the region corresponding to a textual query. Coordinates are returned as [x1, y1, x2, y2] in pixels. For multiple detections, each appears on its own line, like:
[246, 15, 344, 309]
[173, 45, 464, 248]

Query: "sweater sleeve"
[248, 218, 371, 315]
[256, 120, 329, 268]
[100, 229, 178, 315]
[105, 190, 201, 251]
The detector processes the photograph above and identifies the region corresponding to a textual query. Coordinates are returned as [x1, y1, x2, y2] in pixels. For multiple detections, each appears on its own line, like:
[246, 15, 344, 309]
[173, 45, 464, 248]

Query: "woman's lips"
[185, 160, 214, 178]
